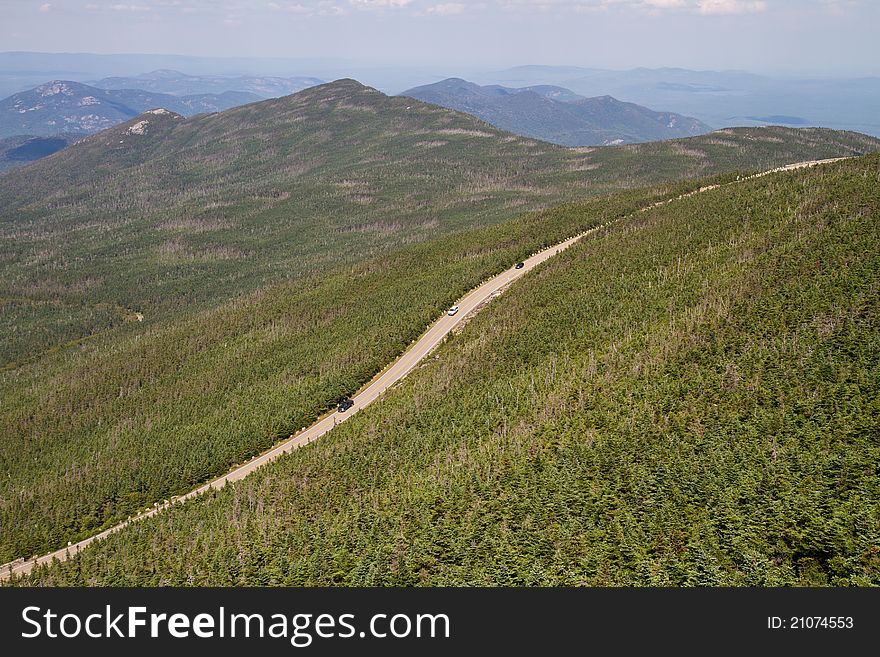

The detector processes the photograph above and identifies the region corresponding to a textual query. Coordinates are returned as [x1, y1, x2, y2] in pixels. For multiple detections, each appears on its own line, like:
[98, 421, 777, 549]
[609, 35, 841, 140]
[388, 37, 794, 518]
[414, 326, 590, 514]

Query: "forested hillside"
[10, 155, 879, 586]
[0, 178, 714, 565]
[2, 79, 875, 370]
[1, 79, 878, 566]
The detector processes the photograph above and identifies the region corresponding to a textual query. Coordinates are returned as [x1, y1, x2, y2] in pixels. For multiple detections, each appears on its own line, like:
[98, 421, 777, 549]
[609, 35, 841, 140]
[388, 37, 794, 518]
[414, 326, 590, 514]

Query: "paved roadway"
[0, 156, 849, 580]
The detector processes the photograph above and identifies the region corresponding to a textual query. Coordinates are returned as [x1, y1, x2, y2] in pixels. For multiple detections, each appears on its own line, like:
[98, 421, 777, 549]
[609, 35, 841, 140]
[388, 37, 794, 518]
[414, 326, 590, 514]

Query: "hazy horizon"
[2, 0, 879, 78]
[5, 51, 880, 80]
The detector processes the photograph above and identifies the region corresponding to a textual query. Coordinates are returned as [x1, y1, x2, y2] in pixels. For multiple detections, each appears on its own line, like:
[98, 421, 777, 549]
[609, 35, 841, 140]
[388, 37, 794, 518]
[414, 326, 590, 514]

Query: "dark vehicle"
[338, 398, 354, 413]
[515, 262, 525, 269]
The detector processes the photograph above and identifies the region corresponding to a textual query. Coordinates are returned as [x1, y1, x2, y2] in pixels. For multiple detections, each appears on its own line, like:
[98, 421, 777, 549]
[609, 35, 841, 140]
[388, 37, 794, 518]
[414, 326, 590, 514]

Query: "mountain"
[0, 78, 877, 566]
[479, 66, 880, 137]
[0, 51, 338, 99]
[401, 78, 711, 146]
[90, 69, 324, 98]
[0, 80, 262, 138]
[13, 153, 880, 586]
[0, 133, 76, 172]
[516, 84, 587, 103]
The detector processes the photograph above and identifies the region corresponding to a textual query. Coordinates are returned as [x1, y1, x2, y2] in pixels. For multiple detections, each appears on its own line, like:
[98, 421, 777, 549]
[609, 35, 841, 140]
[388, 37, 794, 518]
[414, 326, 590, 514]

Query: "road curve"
[1, 230, 591, 579]
[1, 156, 849, 580]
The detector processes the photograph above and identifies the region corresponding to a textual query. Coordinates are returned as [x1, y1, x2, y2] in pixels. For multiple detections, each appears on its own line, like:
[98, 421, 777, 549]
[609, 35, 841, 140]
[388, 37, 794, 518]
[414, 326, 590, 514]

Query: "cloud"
[642, 0, 686, 8]
[697, 0, 766, 14]
[494, 1, 684, 14]
[493, 0, 771, 14]
[109, 3, 151, 10]
[426, 2, 466, 14]
[268, 1, 346, 16]
[268, 2, 313, 12]
[38, 2, 50, 12]
[349, 0, 411, 8]
[818, 0, 860, 15]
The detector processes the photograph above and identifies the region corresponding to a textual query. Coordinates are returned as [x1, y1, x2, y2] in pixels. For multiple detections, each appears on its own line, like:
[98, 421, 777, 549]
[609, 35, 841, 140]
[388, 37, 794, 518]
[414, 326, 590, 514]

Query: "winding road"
[0, 156, 849, 580]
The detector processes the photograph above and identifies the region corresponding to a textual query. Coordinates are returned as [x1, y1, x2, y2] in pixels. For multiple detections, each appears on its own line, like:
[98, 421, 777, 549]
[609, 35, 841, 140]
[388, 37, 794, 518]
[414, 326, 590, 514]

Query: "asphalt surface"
[0, 157, 849, 580]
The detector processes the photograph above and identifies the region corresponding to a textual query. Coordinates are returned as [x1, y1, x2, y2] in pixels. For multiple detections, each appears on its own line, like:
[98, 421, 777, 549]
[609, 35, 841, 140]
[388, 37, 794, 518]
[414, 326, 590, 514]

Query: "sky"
[1, 0, 878, 76]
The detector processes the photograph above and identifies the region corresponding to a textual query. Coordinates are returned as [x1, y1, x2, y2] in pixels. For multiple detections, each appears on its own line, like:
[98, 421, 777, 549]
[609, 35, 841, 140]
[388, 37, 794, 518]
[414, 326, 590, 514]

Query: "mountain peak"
[133, 105, 183, 118]
[401, 78, 711, 146]
[145, 107, 174, 114]
[285, 78, 382, 105]
[141, 69, 187, 79]
[437, 77, 478, 87]
[324, 78, 375, 91]
[34, 80, 84, 97]
[110, 108, 183, 138]
[0, 79, 262, 140]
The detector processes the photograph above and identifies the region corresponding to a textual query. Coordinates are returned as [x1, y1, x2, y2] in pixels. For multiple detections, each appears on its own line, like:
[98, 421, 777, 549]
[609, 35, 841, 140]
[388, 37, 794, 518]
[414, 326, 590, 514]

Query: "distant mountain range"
[0, 80, 262, 138]
[476, 66, 880, 137]
[0, 51, 338, 99]
[90, 69, 324, 98]
[2, 52, 878, 137]
[401, 78, 710, 146]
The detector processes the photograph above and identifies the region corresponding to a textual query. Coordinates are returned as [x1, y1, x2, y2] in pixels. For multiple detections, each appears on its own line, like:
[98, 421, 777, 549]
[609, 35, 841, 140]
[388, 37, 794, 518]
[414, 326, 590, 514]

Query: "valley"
[2, 156, 852, 580]
[1, 79, 878, 583]
[7, 153, 878, 585]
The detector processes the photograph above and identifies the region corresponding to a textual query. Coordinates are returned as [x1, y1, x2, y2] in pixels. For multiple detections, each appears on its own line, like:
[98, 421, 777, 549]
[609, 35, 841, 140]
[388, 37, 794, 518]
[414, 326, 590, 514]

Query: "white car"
[447, 305, 459, 316]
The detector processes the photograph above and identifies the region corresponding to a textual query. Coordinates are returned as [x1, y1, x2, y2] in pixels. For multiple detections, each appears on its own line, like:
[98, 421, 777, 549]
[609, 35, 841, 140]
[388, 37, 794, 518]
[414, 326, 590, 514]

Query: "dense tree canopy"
[10, 155, 879, 586]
